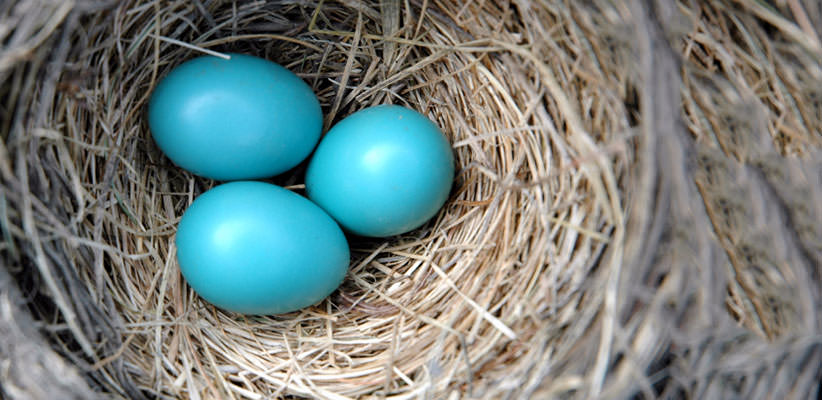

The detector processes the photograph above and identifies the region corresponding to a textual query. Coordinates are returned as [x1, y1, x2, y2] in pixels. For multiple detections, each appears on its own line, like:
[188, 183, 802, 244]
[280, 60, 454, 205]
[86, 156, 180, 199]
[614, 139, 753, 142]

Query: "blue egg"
[306, 105, 454, 237]
[148, 54, 322, 180]
[176, 181, 349, 314]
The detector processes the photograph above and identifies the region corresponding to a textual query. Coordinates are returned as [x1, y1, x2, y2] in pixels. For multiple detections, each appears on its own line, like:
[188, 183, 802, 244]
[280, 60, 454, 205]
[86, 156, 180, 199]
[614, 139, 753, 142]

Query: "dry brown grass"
[1, 0, 820, 399]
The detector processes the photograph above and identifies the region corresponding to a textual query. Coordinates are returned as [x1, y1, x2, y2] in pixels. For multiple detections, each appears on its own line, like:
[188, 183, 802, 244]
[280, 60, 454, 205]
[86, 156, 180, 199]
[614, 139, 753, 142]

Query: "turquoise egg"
[148, 54, 322, 180]
[176, 181, 349, 314]
[306, 105, 454, 237]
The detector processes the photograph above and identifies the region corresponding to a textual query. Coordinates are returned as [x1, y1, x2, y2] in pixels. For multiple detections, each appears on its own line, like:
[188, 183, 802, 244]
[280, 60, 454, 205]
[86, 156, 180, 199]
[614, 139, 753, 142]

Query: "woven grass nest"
[2, 0, 821, 399]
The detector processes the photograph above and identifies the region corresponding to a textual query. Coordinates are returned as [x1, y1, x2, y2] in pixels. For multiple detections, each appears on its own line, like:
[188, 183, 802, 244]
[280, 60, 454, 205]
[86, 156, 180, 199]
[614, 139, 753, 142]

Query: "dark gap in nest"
[746, 8, 780, 39]
[17, 259, 59, 321]
[690, 39, 724, 72]
[644, 348, 683, 399]
[12, 260, 106, 389]
[624, 83, 641, 127]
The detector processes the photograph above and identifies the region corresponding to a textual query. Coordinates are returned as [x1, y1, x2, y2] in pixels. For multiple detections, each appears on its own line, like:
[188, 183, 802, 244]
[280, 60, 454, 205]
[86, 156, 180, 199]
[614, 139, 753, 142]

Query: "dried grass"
[1, 0, 820, 399]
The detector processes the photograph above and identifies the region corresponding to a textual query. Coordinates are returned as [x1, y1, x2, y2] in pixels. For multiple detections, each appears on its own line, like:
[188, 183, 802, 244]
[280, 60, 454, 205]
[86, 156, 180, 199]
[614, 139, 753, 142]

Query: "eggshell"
[148, 54, 322, 180]
[176, 181, 349, 314]
[306, 105, 454, 237]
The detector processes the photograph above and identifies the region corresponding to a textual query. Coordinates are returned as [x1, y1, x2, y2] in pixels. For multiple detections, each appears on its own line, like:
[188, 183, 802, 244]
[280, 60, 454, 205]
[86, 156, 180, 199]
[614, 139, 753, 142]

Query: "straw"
[1, 0, 820, 399]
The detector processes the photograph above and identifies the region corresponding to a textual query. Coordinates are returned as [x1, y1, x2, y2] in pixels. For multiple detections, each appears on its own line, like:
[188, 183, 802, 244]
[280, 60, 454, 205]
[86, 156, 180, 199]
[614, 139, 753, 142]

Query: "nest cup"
[3, 1, 822, 399]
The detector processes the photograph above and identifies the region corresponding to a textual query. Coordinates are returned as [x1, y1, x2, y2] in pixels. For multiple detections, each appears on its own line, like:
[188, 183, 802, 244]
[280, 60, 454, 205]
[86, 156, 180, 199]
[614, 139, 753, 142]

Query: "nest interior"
[1, 0, 821, 399]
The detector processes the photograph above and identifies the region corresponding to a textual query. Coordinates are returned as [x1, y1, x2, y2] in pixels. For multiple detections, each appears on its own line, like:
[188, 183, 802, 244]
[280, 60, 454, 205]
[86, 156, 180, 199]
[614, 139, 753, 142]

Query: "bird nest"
[1, 0, 820, 399]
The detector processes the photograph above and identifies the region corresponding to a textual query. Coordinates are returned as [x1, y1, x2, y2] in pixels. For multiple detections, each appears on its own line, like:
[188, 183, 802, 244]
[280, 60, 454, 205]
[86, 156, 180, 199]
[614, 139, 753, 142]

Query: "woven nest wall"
[1, 0, 821, 399]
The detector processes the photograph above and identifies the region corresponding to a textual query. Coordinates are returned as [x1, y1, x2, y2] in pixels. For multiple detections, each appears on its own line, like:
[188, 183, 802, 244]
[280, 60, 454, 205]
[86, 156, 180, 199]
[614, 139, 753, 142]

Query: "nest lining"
[2, 0, 821, 399]
[16, 2, 628, 398]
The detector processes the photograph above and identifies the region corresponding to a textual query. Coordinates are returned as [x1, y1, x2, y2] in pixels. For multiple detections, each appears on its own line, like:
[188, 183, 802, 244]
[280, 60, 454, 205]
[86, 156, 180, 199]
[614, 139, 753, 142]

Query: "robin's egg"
[176, 181, 349, 314]
[148, 53, 322, 180]
[306, 105, 454, 237]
